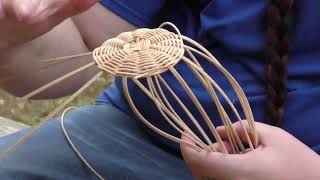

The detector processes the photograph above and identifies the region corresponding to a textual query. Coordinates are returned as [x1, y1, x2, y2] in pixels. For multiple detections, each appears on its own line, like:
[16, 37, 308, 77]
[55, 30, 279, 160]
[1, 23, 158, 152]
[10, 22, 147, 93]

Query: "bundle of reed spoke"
[0, 22, 258, 179]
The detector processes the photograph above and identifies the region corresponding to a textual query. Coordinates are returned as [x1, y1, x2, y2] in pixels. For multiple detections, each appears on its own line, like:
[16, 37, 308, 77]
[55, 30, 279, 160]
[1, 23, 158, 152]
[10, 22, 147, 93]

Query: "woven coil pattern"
[93, 28, 185, 78]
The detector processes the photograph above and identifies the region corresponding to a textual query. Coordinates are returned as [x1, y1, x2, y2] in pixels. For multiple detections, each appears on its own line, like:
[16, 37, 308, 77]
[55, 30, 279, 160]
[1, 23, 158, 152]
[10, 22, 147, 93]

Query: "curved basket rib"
[0, 22, 258, 165]
[118, 22, 258, 153]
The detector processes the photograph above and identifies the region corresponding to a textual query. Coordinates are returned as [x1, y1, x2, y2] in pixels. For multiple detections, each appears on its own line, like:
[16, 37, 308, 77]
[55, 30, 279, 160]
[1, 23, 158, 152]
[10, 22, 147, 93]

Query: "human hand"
[181, 121, 320, 180]
[0, 0, 98, 51]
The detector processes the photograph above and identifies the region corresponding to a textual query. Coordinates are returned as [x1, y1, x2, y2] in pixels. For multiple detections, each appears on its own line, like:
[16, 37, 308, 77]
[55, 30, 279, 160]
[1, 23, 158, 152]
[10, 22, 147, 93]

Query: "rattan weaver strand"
[0, 22, 258, 180]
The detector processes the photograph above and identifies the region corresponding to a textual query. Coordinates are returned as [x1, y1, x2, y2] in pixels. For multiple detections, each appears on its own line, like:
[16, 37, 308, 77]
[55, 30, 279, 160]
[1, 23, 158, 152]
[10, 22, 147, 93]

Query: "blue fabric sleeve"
[100, 0, 166, 27]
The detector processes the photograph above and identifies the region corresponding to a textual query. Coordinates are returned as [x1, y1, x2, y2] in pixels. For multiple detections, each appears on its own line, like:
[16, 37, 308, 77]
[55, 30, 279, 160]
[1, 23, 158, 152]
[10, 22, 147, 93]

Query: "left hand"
[181, 121, 320, 180]
[0, 0, 98, 51]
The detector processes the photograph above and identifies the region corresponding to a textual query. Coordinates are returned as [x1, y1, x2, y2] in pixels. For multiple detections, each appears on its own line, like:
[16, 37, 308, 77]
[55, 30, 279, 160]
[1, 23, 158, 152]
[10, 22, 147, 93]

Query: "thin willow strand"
[0, 71, 103, 160]
[61, 107, 105, 180]
[146, 77, 209, 151]
[169, 66, 227, 153]
[123, 77, 202, 152]
[183, 51, 244, 152]
[156, 75, 216, 151]
[153, 76, 210, 151]
[182, 57, 254, 150]
[182, 37, 257, 147]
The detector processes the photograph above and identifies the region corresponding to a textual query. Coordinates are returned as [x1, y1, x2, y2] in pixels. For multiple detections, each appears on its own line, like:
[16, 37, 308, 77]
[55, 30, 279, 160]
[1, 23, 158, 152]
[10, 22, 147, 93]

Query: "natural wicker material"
[94, 27, 184, 78]
[0, 22, 258, 179]
[100, 22, 257, 152]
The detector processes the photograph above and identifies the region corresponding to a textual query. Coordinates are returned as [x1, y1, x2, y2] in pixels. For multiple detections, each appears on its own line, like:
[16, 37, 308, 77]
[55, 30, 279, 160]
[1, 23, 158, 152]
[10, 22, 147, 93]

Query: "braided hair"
[265, 0, 294, 126]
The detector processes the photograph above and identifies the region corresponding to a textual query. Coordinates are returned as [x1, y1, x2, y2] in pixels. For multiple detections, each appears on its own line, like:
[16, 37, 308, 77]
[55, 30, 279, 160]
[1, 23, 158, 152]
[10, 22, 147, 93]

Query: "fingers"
[2, 0, 45, 22]
[180, 132, 244, 167]
[217, 120, 275, 147]
[181, 133, 251, 179]
[1, 0, 98, 23]
[210, 141, 235, 154]
[180, 132, 204, 178]
[180, 122, 279, 179]
[180, 133, 199, 162]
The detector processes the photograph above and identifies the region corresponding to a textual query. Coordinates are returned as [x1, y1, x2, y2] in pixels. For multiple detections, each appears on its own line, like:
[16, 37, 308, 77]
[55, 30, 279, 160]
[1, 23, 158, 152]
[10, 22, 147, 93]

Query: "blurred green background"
[0, 74, 113, 125]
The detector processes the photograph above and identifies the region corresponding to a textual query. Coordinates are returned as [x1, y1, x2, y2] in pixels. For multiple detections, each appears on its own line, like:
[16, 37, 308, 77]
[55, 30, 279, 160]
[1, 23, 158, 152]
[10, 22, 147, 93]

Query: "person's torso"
[97, 0, 320, 152]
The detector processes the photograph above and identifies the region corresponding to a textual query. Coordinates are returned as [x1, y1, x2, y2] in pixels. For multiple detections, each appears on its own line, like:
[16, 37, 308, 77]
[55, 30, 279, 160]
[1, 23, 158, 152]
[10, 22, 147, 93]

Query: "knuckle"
[5, 1, 55, 24]
[6, 2, 35, 23]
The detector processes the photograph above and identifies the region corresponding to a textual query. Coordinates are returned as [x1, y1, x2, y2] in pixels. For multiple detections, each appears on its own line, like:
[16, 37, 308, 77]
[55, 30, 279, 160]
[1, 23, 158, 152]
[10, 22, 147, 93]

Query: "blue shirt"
[98, 0, 320, 152]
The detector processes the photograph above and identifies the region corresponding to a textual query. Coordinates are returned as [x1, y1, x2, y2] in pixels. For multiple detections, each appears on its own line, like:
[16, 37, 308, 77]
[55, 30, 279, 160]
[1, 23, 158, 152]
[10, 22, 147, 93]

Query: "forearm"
[0, 18, 97, 98]
[0, 2, 136, 99]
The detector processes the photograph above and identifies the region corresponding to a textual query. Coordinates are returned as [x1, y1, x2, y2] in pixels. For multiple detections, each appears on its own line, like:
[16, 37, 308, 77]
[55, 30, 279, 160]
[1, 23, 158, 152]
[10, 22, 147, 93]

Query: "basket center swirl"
[93, 28, 185, 78]
[123, 39, 151, 53]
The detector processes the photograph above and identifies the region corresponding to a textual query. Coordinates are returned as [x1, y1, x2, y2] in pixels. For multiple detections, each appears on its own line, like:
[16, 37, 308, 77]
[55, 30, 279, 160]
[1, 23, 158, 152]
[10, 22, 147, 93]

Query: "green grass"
[0, 74, 114, 126]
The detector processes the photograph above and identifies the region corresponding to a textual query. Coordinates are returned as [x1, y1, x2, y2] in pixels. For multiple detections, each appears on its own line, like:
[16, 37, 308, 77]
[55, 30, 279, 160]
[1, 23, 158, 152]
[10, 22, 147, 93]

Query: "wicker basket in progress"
[1, 22, 258, 179]
[93, 22, 258, 153]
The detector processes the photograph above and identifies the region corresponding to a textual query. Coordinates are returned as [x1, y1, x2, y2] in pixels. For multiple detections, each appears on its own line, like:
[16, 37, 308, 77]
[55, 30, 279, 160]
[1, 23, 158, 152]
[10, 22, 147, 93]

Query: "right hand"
[181, 121, 320, 180]
[0, 0, 98, 51]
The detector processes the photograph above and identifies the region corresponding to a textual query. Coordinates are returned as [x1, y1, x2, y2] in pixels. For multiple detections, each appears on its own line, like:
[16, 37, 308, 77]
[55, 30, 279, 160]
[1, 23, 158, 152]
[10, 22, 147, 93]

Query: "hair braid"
[265, 0, 293, 126]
